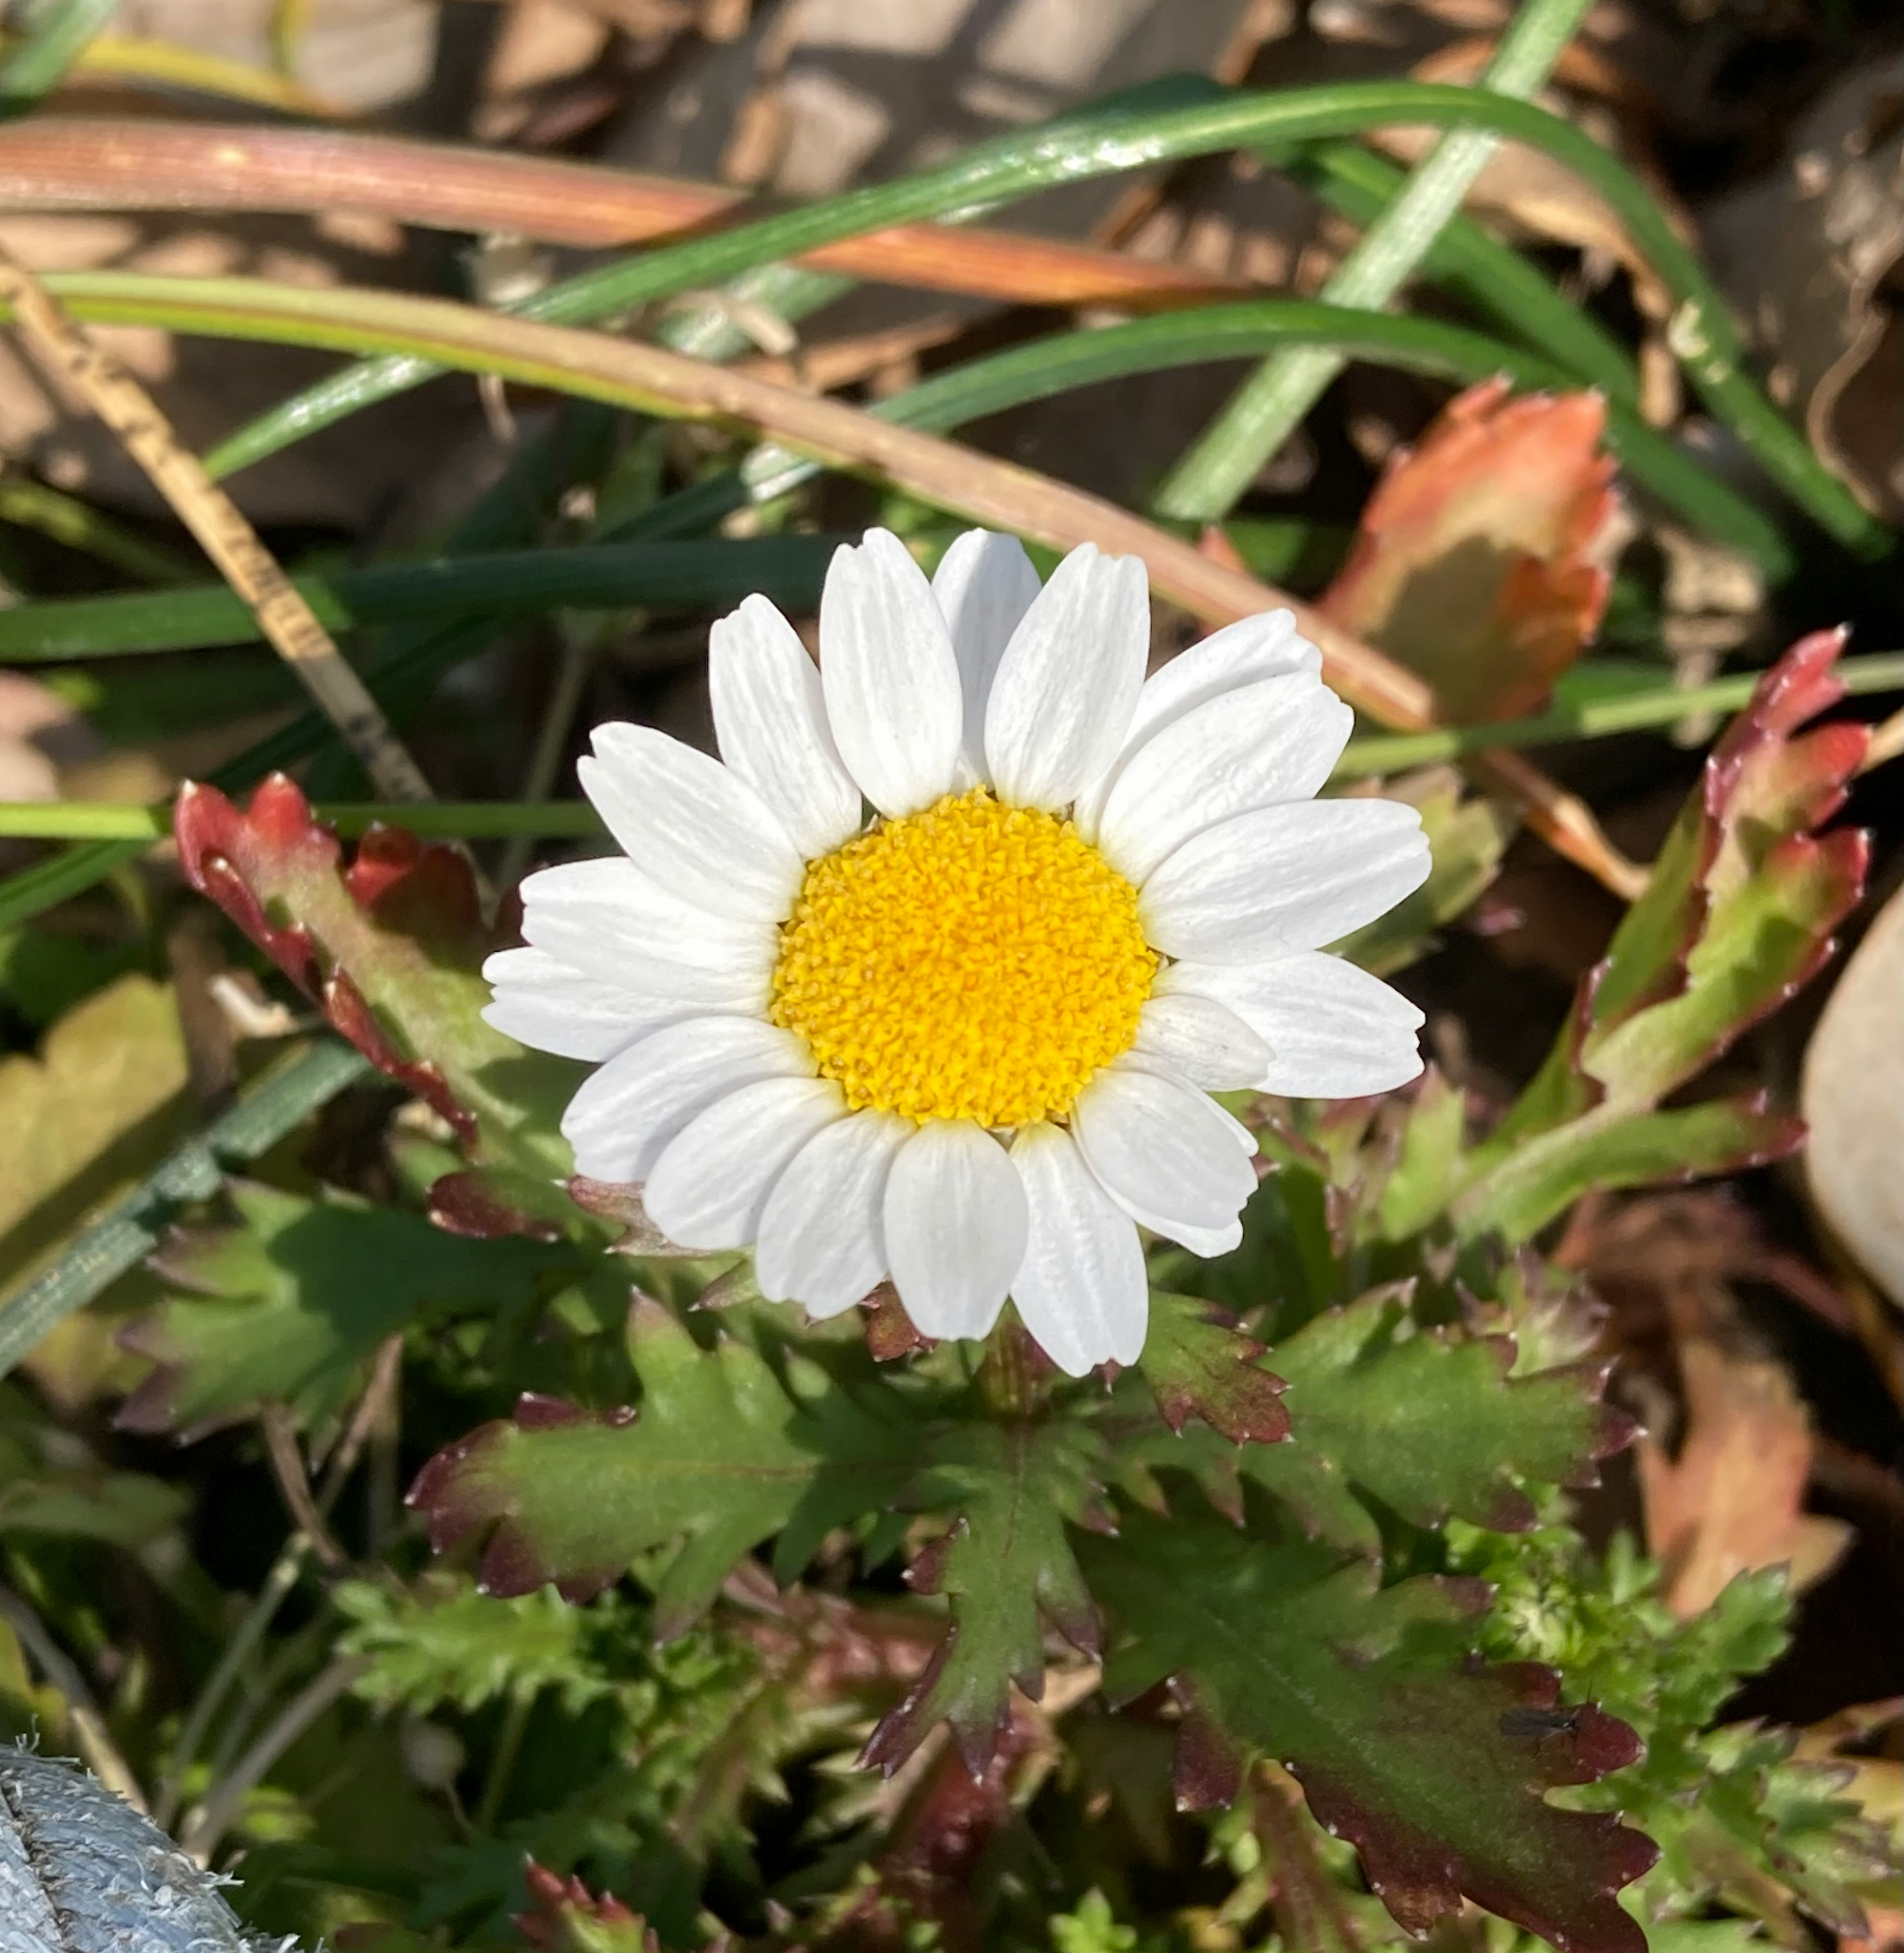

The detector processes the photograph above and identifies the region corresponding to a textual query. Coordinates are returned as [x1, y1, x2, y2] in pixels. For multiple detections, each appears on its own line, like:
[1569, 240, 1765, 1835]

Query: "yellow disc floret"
[770, 787, 1156, 1127]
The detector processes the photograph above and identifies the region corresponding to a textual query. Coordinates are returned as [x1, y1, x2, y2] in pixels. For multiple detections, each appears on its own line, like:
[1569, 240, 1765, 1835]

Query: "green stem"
[8, 654, 1895, 847]
[1335, 652, 1904, 773]
[1153, 0, 1595, 522]
[475, 1687, 536, 1832]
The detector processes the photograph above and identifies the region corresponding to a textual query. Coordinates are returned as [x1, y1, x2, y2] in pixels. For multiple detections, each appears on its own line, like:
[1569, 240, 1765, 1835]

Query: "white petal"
[984, 543, 1148, 811]
[579, 724, 804, 923]
[1139, 798, 1429, 963]
[1075, 609, 1320, 834]
[755, 1108, 910, 1318]
[818, 528, 963, 817]
[482, 946, 658, 1061]
[1131, 991, 1270, 1092]
[643, 1076, 845, 1252]
[1165, 952, 1426, 1098]
[1095, 673, 1353, 884]
[883, 1119, 1028, 1343]
[559, 1016, 812, 1184]
[518, 856, 774, 973]
[1009, 1122, 1149, 1376]
[933, 529, 1042, 786]
[709, 594, 863, 857]
[1071, 1060, 1257, 1252]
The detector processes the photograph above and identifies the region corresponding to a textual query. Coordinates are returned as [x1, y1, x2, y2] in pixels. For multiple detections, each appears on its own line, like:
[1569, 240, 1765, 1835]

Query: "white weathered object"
[1801, 886, 1904, 1305]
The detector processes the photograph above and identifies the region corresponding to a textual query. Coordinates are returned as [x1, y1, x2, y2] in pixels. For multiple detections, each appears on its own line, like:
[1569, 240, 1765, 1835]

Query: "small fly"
[1498, 1705, 1587, 1743]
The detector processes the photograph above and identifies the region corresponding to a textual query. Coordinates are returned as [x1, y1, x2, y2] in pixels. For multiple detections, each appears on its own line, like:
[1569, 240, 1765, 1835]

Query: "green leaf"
[1450, 1095, 1803, 1247]
[117, 1180, 566, 1434]
[1083, 1516, 1658, 1952]
[408, 1297, 912, 1635]
[1135, 1293, 1290, 1445]
[0, 974, 191, 1291]
[1460, 631, 1868, 1240]
[334, 1573, 611, 1717]
[1329, 769, 1511, 977]
[1235, 1291, 1625, 1552]
[0, 1393, 185, 1544]
[864, 1418, 1107, 1777]
[174, 775, 578, 1199]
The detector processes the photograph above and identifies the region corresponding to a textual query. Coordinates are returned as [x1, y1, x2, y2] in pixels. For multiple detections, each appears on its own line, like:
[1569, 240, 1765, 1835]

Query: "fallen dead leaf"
[1636, 1334, 1853, 1618]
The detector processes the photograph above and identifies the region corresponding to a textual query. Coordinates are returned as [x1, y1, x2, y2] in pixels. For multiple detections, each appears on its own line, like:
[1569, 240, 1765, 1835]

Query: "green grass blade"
[175, 78, 1887, 562]
[1154, 0, 1594, 522]
[0, 1040, 371, 1378]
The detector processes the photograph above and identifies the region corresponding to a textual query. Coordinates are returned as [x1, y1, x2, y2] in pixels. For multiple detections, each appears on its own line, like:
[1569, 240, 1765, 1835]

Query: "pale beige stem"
[0, 244, 432, 803]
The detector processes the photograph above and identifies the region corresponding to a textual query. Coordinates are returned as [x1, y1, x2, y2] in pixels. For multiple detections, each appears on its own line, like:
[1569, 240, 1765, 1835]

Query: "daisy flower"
[484, 530, 1429, 1375]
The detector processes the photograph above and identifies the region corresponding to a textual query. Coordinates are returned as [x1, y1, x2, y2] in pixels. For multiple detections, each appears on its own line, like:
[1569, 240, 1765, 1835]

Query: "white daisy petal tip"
[984, 541, 1149, 811]
[819, 528, 963, 817]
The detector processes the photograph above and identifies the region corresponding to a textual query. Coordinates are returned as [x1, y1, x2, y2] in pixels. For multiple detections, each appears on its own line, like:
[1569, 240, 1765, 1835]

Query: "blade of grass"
[1289, 140, 1640, 405]
[172, 77, 1886, 559]
[0, 284, 1786, 580]
[0, 472, 194, 583]
[0, 534, 842, 658]
[0, 0, 121, 107]
[0, 1039, 371, 1379]
[1154, 0, 1596, 522]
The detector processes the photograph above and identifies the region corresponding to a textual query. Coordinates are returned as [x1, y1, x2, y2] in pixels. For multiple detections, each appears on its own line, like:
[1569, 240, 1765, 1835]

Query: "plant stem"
[1335, 653, 1904, 774]
[476, 1687, 536, 1832]
[1154, 0, 1595, 523]
[179, 1654, 369, 1864]
[5, 654, 1897, 849]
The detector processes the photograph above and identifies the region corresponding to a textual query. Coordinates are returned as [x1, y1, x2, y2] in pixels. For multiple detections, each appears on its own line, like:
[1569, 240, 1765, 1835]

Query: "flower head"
[485, 530, 1429, 1374]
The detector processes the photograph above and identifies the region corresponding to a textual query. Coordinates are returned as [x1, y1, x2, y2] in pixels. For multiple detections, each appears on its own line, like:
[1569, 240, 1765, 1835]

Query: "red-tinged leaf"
[864, 1282, 929, 1360]
[1462, 632, 1869, 1238]
[1320, 378, 1619, 720]
[1087, 1519, 1657, 1953]
[427, 1168, 563, 1241]
[1137, 1293, 1290, 1445]
[863, 1421, 1107, 1780]
[407, 1297, 912, 1627]
[174, 776, 574, 1181]
[564, 1176, 704, 1257]
[513, 1861, 659, 1952]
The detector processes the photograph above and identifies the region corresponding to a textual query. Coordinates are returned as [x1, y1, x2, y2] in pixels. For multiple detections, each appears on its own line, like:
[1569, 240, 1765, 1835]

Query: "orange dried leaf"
[1322, 378, 1620, 721]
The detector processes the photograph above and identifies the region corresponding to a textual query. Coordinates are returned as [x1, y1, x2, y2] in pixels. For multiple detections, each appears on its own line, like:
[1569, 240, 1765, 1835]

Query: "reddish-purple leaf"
[1089, 1520, 1657, 1953]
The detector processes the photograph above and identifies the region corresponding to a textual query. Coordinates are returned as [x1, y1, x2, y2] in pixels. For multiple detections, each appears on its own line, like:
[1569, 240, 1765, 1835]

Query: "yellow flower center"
[770, 787, 1157, 1128]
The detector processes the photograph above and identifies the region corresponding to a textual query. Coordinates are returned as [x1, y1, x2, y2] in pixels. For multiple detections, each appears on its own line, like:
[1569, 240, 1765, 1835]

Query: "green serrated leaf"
[408, 1298, 913, 1632]
[1241, 1291, 1619, 1546]
[1084, 1516, 1657, 1952]
[1451, 1095, 1802, 1246]
[118, 1180, 568, 1434]
[335, 1573, 611, 1716]
[1135, 1293, 1290, 1445]
[865, 1418, 1107, 1777]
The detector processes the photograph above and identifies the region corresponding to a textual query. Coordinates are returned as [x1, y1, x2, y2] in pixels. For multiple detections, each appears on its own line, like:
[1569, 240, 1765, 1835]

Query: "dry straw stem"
[0, 244, 433, 804]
